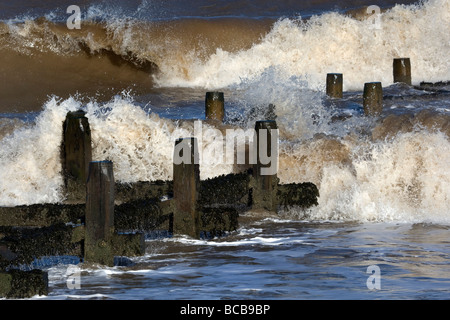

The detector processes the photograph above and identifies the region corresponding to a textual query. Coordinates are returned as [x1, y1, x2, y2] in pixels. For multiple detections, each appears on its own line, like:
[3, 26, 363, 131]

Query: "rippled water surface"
[38, 217, 450, 300]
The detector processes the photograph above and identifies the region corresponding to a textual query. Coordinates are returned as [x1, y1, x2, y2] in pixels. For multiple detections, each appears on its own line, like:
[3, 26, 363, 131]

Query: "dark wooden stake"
[363, 82, 383, 116]
[85, 161, 115, 266]
[62, 110, 92, 202]
[205, 92, 225, 123]
[173, 138, 200, 238]
[393, 58, 411, 85]
[326, 73, 343, 98]
[252, 120, 279, 212]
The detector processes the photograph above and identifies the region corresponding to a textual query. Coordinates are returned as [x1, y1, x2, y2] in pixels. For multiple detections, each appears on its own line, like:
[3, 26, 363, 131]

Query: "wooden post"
[62, 110, 92, 202]
[326, 73, 343, 98]
[363, 82, 383, 116]
[393, 58, 411, 85]
[205, 92, 225, 123]
[173, 138, 200, 238]
[85, 160, 115, 266]
[252, 120, 278, 212]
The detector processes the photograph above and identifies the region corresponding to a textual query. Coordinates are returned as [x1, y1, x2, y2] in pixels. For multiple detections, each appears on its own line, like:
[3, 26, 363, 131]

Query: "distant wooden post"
[63, 110, 92, 202]
[252, 120, 278, 212]
[363, 82, 383, 116]
[85, 161, 115, 266]
[173, 138, 200, 238]
[205, 92, 224, 123]
[326, 73, 343, 98]
[393, 58, 411, 85]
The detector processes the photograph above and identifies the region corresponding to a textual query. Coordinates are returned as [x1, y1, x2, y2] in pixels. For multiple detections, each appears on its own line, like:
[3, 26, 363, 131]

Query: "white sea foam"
[1, 91, 449, 223]
[285, 130, 450, 223]
[155, 0, 450, 90]
[0, 97, 81, 206]
[1, 0, 449, 224]
[164, 234, 305, 247]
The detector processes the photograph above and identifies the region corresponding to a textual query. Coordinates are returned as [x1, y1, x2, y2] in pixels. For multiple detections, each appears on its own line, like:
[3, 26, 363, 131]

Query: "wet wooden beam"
[363, 82, 383, 116]
[326, 73, 343, 98]
[85, 160, 115, 266]
[251, 120, 279, 212]
[62, 110, 92, 202]
[205, 91, 225, 123]
[173, 138, 200, 238]
[393, 58, 411, 85]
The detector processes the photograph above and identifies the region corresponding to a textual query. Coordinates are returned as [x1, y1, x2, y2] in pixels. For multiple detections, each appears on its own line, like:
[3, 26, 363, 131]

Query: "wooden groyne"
[326, 58, 450, 117]
[2, 57, 443, 298]
[0, 94, 319, 297]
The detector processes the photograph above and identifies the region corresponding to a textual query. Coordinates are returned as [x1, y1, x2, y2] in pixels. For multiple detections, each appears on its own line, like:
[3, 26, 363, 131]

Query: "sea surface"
[0, 0, 449, 300]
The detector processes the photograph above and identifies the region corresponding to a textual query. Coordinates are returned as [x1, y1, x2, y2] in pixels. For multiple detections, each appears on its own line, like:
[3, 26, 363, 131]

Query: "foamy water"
[0, 0, 449, 300]
[1, 0, 448, 112]
[1, 89, 449, 224]
[154, 0, 450, 89]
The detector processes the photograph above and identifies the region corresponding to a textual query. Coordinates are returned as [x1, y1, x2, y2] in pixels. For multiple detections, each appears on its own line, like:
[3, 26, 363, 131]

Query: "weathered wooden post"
[363, 82, 383, 116]
[393, 58, 411, 85]
[63, 110, 92, 202]
[326, 73, 343, 98]
[205, 92, 225, 123]
[173, 138, 200, 238]
[85, 160, 115, 266]
[251, 120, 279, 212]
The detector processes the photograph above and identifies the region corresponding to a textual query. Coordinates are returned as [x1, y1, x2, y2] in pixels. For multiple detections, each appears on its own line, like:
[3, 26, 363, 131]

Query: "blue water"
[32, 218, 450, 300]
